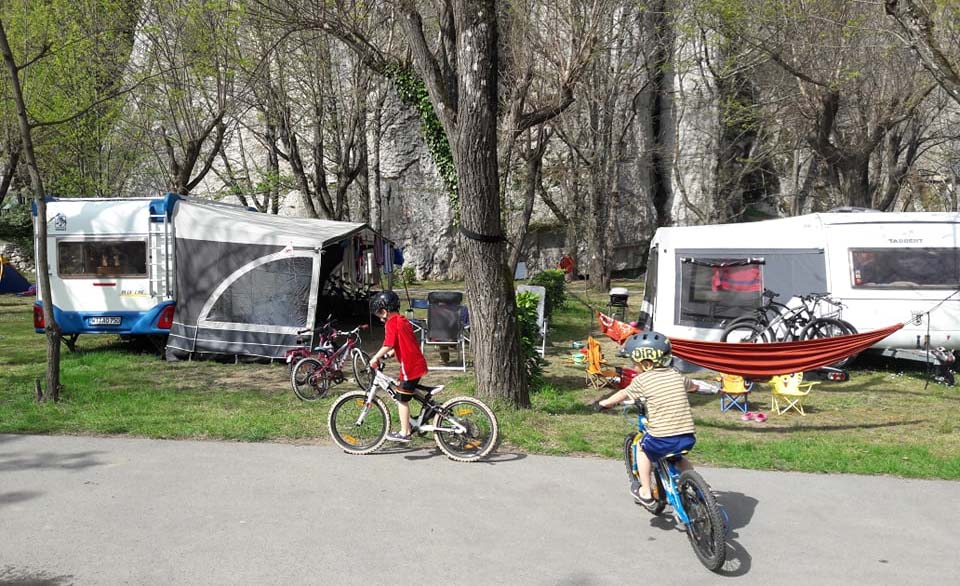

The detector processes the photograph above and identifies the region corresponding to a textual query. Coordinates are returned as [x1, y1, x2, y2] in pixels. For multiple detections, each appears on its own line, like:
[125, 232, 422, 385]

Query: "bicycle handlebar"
[296, 314, 337, 335]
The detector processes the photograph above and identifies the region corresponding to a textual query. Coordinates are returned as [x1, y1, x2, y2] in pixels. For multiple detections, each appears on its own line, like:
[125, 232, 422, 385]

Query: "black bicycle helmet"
[621, 330, 672, 367]
[371, 290, 401, 313]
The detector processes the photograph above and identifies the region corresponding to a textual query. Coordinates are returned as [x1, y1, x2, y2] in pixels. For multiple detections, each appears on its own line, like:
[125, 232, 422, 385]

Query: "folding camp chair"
[770, 372, 819, 415]
[718, 373, 753, 413]
[516, 284, 548, 357]
[422, 291, 469, 371]
[585, 336, 618, 389]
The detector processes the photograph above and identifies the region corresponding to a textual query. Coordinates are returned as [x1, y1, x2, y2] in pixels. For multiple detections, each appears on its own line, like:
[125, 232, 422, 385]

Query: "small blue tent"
[0, 260, 31, 294]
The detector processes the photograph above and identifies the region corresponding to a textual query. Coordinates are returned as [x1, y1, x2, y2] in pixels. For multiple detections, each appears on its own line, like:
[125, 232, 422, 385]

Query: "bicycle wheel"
[678, 470, 726, 572]
[352, 349, 373, 390]
[622, 433, 666, 515]
[721, 320, 768, 343]
[291, 357, 332, 401]
[327, 390, 390, 454]
[801, 318, 859, 367]
[433, 397, 499, 462]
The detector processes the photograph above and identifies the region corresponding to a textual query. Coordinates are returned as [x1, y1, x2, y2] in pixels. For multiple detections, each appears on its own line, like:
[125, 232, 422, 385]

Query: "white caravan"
[32, 197, 176, 344]
[637, 211, 960, 350]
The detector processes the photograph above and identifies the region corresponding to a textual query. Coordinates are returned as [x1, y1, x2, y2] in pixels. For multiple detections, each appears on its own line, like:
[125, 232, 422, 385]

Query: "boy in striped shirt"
[594, 331, 696, 510]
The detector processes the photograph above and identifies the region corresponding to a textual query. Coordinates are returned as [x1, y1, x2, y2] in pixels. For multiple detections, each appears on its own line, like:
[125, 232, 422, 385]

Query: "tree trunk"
[451, 1, 528, 406]
[0, 20, 61, 401]
[368, 99, 383, 233]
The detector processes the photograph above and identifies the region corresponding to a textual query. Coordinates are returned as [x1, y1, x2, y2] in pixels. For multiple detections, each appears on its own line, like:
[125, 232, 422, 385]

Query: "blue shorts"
[641, 433, 696, 462]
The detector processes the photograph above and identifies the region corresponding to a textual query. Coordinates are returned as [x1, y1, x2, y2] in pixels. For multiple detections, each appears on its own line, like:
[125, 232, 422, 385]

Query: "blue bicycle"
[622, 399, 727, 571]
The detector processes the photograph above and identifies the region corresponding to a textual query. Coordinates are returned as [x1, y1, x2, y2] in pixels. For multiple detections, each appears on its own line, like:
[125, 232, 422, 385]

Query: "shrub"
[529, 269, 566, 320]
[400, 266, 417, 286]
[515, 291, 544, 384]
[0, 205, 34, 260]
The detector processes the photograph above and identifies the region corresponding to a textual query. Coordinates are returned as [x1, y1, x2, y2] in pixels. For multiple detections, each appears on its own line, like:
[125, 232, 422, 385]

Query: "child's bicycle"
[327, 362, 499, 462]
[622, 399, 727, 571]
[290, 324, 371, 401]
[283, 315, 337, 373]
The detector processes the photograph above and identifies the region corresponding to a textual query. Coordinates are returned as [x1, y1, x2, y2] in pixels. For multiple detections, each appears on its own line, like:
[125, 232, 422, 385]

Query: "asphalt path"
[1, 433, 957, 585]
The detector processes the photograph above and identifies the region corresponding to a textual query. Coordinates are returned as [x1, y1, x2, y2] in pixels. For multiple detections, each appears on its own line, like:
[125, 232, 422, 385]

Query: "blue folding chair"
[718, 374, 753, 413]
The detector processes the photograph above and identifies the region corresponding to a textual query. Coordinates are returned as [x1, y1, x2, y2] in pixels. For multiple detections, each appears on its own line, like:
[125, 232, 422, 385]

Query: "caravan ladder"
[148, 211, 174, 299]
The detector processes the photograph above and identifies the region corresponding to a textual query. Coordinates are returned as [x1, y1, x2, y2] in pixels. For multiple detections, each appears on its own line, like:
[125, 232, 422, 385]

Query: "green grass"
[2, 282, 960, 479]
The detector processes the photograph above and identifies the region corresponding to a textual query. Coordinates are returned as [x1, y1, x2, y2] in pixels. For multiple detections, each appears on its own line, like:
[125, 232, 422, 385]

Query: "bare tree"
[132, 0, 240, 195]
[704, 0, 938, 210]
[885, 0, 960, 106]
[554, 2, 652, 290]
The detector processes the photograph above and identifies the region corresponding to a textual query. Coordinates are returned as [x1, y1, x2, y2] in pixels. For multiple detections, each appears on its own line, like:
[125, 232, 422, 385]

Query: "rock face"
[375, 110, 461, 280]
[0, 241, 34, 273]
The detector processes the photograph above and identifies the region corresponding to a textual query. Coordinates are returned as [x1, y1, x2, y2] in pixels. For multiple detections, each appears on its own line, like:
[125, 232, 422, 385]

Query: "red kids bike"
[290, 324, 371, 401]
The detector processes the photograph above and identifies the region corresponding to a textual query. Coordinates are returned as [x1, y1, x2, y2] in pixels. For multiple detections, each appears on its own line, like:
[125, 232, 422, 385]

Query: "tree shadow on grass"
[698, 418, 925, 434]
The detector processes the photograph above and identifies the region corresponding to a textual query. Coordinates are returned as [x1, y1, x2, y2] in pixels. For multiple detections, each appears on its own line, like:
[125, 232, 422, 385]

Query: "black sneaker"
[630, 482, 658, 511]
[386, 432, 411, 443]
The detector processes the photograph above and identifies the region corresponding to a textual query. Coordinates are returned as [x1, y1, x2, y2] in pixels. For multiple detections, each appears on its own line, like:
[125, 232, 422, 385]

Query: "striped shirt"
[624, 367, 696, 438]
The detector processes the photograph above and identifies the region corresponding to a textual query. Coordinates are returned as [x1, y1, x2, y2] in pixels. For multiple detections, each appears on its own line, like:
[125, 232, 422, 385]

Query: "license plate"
[88, 316, 121, 326]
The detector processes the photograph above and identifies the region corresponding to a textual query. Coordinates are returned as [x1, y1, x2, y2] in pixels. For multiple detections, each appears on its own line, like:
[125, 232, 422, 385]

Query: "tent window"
[678, 258, 763, 326]
[207, 256, 312, 327]
[57, 240, 147, 278]
[851, 248, 960, 289]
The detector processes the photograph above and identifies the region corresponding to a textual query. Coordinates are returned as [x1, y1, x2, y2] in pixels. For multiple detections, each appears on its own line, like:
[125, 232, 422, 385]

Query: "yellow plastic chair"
[769, 372, 819, 415]
[585, 336, 618, 389]
[718, 374, 753, 413]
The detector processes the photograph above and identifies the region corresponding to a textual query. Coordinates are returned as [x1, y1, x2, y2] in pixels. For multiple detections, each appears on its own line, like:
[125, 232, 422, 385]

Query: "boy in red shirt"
[368, 290, 428, 442]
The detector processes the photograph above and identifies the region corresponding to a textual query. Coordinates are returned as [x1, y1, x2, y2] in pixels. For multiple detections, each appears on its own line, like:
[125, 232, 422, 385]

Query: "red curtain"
[670, 323, 904, 377]
[711, 265, 761, 292]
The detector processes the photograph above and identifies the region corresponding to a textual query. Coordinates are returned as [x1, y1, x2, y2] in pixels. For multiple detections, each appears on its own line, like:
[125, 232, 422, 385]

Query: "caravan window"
[851, 248, 960, 288]
[678, 258, 762, 326]
[57, 240, 147, 278]
[206, 256, 312, 327]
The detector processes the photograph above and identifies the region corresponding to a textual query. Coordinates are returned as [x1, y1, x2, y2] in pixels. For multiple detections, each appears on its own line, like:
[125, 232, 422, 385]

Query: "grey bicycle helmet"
[371, 290, 401, 313]
[622, 330, 672, 367]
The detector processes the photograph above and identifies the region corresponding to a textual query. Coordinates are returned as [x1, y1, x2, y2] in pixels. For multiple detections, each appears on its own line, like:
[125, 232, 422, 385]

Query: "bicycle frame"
[311, 326, 365, 374]
[354, 368, 467, 436]
[626, 403, 693, 526]
[284, 316, 337, 366]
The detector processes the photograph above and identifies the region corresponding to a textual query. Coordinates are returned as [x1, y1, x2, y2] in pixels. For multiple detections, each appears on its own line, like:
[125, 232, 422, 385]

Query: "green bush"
[400, 266, 417, 286]
[529, 269, 566, 320]
[515, 291, 544, 384]
[0, 205, 34, 260]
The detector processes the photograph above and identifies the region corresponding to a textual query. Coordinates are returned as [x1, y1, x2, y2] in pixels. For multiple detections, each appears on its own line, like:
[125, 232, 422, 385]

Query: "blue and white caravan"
[35, 195, 394, 358]
[33, 196, 178, 344]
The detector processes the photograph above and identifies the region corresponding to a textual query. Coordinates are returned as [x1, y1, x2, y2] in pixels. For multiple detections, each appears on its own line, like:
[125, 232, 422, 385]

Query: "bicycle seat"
[662, 450, 690, 462]
[414, 384, 444, 397]
[763, 289, 779, 300]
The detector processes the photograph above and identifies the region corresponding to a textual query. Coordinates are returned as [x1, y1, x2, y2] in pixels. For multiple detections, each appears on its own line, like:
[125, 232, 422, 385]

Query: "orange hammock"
[670, 323, 904, 377]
